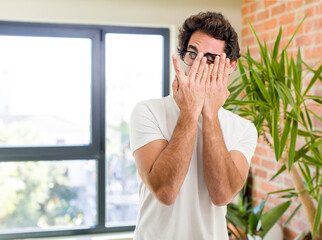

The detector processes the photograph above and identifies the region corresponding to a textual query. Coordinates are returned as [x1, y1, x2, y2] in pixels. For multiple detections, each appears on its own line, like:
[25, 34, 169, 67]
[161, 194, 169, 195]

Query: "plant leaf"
[272, 27, 282, 60]
[312, 194, 322, 238]
[288, 120, 298, 170]
[270, 165, 287, 181]
[303, 65, 322, 96]
[283, 204, 302, 226]
[279, 117, 291, 159]
[273, 109, 280, 161]
[260, 200, 291, 238]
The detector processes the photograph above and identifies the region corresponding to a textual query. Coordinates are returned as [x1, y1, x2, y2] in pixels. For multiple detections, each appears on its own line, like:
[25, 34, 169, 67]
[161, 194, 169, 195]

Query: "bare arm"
[202, 53, 249, 206]
[134, 111, 198, 205]
[203, 115, 249, 206]
[133, 53, 209, 205]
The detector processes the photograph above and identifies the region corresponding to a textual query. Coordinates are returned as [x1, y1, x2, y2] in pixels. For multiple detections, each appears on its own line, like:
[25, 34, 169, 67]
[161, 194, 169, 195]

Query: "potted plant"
[224, 18, 322, 240]
[227, 186, 290, 240]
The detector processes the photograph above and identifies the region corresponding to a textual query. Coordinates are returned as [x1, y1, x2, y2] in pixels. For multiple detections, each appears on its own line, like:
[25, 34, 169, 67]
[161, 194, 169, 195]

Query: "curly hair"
[177, 12, 240, 61]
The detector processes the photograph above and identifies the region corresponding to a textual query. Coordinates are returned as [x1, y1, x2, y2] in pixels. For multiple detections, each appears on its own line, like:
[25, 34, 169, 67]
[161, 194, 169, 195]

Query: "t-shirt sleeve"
[229, 122, 258, 164]
[130, 101, 166, 153]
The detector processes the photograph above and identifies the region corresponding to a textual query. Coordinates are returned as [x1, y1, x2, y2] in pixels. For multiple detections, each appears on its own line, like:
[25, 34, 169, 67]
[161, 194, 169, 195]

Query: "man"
[130, 12, 257, 240]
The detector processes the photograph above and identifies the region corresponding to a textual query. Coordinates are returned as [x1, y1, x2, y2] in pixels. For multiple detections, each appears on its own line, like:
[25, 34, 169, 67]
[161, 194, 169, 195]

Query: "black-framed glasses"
[180, 51, 220, 66]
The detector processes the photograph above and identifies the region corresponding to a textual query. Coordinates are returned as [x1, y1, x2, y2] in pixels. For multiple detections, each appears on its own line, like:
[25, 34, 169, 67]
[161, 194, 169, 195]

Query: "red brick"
[268, 148, 276, 159]
[314, 17, 322, 31]
[250, 2, 258, 12]
[242, 27, 251, 37]
[305, 46, 322, 59]
[290, 218, 309, 231]
[305, 19, 315, 32]
[279, 13, 295, 25]
[296, 35, 314, 47]
[287, 1, 303, 11]
[264, 0, 277, 8]
[242, 5, 249, 16]
[261, 182, 278, 192]
[286, 24, 304, 37]
[284, 176, 294, 188]
[248, 47, 261, 58]
[254, 168, 268, 179]
[280, 39, 294, 50]
[317, 2, 322, 15]
[242, 36, 256, 48]
[243, 15, 256, 25]
[271, 4, 285, 16]
[255, 146, 268, 156]
[268, 172, 283, 184]
[306, 6, 314, 17]
[264, 18, 278, 30]
[254, 190, 266, 199]
[316, 32, 322, 45]
[262, 159, 276, 170]
[251, 156, 261, 165]
[256, 9, 269, 21]
[258, 33, 270, 42]
[268, 196, 283, 205]
[253, 23, 264, 32]
[243, 0, 253, 4]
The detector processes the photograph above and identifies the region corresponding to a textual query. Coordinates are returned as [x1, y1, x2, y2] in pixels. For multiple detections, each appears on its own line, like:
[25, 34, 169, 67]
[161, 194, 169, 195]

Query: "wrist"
[180, 109, 200, 122]
[202, 109, 220, 122]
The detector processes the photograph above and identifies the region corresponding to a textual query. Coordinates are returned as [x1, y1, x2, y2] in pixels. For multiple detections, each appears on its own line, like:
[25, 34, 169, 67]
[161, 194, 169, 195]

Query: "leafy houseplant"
[227, 189, 290, 240]
[224, 18, 322, 240]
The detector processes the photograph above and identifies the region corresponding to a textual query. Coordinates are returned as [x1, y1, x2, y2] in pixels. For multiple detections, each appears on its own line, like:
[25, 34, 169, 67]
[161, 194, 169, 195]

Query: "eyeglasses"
[180, 51, 221, 66]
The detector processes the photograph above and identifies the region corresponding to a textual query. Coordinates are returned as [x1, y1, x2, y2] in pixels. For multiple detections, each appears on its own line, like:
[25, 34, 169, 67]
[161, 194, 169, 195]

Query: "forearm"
[203, 114, 244, 206]
[148, 111, 198, 204]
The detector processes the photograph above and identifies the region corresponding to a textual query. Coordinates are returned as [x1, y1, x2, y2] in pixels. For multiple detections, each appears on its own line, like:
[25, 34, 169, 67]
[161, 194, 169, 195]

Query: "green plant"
[227, 188, 290, 239]
[225, 17, 322, 240]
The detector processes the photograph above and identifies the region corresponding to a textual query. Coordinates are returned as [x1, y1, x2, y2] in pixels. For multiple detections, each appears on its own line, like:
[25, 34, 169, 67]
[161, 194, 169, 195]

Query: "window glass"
[0, 36, 91, 147]
[0, 160, 97, 232]
[105, 33, 163, 226]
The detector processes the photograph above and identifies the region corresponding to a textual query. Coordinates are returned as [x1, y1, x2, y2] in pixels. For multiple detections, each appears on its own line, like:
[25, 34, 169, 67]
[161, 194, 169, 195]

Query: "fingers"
[217, 53, 226, 85]
[172, 54, 186, 81]
[188, 52, 204, 81]
[195, 56, 207, 83]
[172, 77, 178, 93]
[223, 58, 230, 88]
[205, 64, 214, 86]
[211, 55, 220, 85]
[200, 63, 209, 85]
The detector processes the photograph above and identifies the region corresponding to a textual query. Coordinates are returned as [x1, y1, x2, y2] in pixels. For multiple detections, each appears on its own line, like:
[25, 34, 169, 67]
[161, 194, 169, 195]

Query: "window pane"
[0, 36, 91, 147]
[105, 34, 163, 226]
[0, 160, 97, 233]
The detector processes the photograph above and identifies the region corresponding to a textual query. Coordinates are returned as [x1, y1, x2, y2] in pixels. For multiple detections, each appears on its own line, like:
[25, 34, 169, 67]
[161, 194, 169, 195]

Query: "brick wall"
[241, 1, 321, 240]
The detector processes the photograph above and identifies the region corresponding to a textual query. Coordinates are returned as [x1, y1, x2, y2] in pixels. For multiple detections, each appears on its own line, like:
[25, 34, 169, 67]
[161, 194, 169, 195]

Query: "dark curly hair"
[177, 12, 240, 61]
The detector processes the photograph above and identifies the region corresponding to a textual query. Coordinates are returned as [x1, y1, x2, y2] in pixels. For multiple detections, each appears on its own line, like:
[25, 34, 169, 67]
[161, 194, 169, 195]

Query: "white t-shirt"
[130, 95, 258, 240]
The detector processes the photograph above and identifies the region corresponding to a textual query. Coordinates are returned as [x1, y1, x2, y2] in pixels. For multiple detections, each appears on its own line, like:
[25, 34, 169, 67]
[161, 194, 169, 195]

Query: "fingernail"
[226, 58, 230, 63]
[172, 54, 177, 59]
[202, 57, 207, 62]
[222, 53, 226, 58]
[198, 52, 203, 58]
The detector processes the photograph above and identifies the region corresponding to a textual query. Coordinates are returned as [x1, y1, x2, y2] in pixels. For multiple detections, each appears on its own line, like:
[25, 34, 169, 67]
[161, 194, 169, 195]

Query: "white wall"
[0, 0, 242, 83]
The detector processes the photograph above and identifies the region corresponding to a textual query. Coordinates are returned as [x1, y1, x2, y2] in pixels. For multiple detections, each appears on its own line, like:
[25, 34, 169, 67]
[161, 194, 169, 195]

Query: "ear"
[228, 59, 238, 75]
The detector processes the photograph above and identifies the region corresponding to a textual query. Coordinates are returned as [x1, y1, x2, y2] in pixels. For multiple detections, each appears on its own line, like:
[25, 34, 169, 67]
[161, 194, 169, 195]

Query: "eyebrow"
[187, 44, 220, 57]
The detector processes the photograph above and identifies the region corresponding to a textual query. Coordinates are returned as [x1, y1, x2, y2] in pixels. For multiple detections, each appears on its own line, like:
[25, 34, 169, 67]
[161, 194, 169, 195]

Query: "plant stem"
[280, 154, 322, 239]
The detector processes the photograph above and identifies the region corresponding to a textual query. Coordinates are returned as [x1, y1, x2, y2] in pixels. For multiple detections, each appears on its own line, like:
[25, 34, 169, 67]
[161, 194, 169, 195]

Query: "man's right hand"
[172, 53, 209, 119]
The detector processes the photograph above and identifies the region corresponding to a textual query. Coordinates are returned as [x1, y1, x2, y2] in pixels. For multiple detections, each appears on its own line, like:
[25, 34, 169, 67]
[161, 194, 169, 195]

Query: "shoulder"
[219, 107, 258, 144]
[219, 107, 255, 131]
[131, 95, 172, 116]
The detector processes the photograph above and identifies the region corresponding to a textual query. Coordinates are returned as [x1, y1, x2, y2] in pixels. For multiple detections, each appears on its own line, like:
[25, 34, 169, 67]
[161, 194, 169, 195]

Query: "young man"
[130, 12, 257, 240]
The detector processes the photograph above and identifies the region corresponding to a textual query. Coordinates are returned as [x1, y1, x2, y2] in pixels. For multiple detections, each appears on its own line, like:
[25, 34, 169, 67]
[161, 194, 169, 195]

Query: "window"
[0, 22, 169, 239]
